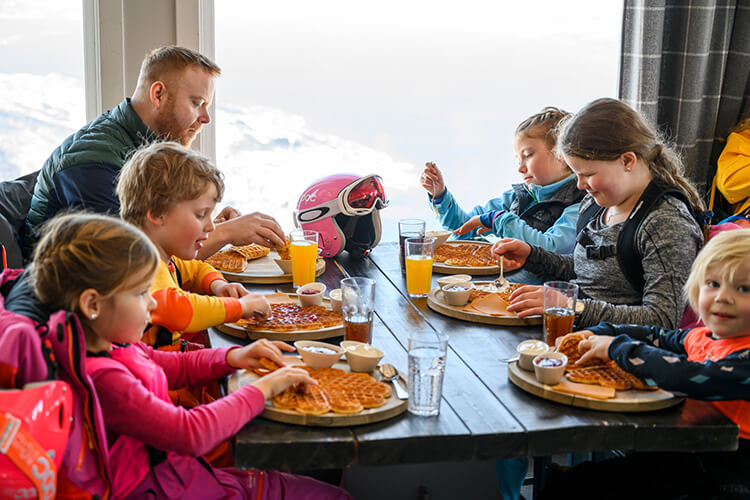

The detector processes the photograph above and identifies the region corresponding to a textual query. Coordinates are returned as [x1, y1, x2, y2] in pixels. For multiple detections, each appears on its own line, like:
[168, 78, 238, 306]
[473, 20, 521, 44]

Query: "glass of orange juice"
[405, 237, 435, 298]
[289, 230, 319, 287]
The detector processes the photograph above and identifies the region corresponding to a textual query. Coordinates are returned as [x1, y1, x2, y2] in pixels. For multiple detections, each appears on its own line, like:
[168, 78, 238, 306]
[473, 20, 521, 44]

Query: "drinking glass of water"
[408, 331, 448, 416]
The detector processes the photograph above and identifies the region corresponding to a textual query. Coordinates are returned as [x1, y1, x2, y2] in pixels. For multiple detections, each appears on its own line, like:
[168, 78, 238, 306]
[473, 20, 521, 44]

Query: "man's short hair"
[117, 141, 224, 227]
[137, 45, 221, 87]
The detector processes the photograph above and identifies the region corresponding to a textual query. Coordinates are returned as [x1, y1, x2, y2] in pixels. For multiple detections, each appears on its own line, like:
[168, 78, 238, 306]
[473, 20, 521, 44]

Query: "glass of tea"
[398, 219, 425, 274]
[543, 281, 579, 346]
[341, 277, 376, 344]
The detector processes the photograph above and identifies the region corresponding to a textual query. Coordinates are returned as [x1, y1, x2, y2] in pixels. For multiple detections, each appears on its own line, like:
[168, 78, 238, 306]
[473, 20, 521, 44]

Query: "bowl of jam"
[532, 351, 568, 385]
[296, 282, 326, 307]
[441, 282, 473, 306]
[294, 340, 344, 369]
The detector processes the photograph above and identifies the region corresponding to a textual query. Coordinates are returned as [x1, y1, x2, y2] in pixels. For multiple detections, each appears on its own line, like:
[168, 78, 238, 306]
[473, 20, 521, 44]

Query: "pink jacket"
[86, 342, 265, 498]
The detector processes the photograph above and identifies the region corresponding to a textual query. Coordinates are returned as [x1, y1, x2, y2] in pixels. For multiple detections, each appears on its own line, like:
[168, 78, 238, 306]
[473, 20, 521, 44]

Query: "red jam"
[302, 346, 337, 355]
[535, 357, 563, 368]
[300, 289, 320, 295]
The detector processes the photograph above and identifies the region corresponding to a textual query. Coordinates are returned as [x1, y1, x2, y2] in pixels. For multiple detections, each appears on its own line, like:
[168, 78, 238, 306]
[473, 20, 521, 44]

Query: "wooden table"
[207, 243, 739, 477]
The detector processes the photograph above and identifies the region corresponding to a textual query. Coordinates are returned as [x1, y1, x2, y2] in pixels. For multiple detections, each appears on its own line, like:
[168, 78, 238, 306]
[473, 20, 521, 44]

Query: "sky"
[0, 0, 622, 242]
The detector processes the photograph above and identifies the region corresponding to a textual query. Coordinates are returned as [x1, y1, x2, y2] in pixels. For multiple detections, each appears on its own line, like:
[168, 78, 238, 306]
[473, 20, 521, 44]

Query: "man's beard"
[153, 99, 198, 147]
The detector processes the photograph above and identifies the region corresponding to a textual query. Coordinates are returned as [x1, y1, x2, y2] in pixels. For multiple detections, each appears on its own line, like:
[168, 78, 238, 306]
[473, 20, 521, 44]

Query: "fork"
[494, 256, 511, 293]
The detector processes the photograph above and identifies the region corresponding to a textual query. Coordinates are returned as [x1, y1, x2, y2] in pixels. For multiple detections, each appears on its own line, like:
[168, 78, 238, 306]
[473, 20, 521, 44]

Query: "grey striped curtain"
[619, 0, 750, 195]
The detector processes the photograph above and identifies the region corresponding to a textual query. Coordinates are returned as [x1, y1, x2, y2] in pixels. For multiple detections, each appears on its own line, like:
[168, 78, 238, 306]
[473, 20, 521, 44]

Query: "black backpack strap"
[616, 181, 689, 292]
[576, 200, 604, 235]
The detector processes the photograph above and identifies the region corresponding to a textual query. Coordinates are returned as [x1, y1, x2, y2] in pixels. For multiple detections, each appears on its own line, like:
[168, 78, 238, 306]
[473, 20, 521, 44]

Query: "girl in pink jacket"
[30, 212, 351, 500]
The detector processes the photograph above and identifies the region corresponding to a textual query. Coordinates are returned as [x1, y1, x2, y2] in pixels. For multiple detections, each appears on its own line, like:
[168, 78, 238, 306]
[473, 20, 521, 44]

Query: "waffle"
[234, 303, 343, 332]
[434, 243, 496, 268]
[556, 332, 606, 368]
[270, 366, 391, 415]
[230, 244, 270, 261]
[275, 237, 291, 260]
[205, 250, 247, 273]
[251, 357, 281, 376]
[468, 283, 522, 303]
[566, 361, 657, 391]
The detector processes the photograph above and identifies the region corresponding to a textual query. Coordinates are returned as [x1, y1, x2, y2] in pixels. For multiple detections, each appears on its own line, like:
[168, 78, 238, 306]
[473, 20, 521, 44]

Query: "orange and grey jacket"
[144, 257, 243, 347]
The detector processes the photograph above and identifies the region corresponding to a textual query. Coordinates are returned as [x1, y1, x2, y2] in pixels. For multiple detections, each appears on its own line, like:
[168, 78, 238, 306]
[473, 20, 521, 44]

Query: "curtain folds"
[619, 0, 750, 193]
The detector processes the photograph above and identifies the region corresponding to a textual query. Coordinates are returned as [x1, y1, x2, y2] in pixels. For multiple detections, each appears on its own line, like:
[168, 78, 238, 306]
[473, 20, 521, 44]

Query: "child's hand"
[216, 211, 286, 248]
[239, 292, 272, 321]
[491, 238, 530, 270]
[214, 205, 241, 223]
[576, 335, 614, 365]
[506, 284, 544, 317]
[211, 280, 249, 298]
[252, 366, 318, 400]
[226, 338, 294, 370]
[455, 215, 491, 236]
[421, 162, 446, 199]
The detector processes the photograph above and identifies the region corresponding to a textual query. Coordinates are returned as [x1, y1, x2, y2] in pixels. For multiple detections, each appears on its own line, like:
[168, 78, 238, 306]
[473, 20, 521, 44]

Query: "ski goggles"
[296, 175, 389, 224]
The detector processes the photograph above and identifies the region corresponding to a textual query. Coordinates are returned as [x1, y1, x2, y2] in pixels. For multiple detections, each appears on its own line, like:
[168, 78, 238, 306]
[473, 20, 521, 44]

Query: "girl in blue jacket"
[420, 107, 584, 256]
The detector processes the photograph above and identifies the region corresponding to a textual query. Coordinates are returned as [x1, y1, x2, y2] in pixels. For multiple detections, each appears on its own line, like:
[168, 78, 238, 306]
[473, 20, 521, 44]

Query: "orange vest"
[684, 327, 750, 439]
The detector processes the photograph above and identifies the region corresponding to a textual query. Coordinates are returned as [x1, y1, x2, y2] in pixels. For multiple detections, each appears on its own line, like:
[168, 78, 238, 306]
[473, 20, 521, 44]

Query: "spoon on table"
[494, 256, 511, 293]
[379, 363, 408, 399]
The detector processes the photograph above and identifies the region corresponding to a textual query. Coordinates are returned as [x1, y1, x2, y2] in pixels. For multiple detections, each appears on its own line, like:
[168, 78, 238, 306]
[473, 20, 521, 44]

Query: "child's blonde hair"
[684, 229, 750, 311]
[31, 213, 160, 312]
[515, 106, 572, 150]
[117, 141, 225, 226]
[555, 98, 705, 214]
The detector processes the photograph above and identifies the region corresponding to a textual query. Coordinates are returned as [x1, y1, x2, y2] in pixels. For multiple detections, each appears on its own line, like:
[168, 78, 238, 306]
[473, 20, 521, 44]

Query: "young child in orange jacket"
[117, 141, 271, 347]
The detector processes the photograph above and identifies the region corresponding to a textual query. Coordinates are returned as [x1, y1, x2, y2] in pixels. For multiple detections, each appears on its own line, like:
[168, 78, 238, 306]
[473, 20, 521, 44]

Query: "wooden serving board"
[507, 361, 683, 412]
[227, 356, 408, 427]
[432, 240, 499, 276]
[427, 286, 542, 326]
[216, 295, 344, 341]
[220, 251, 325, 284]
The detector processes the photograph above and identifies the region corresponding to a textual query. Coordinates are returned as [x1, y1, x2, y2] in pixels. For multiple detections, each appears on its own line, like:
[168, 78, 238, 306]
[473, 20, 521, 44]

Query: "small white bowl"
[328, 288, 342, 312]
[533, 352, 568, 385]
[425, 229, 452, 247]
[274, 258, 293, 274]
[294, 340, 343, 369]
[441, 283, 472, 306]
[436, 274, 472, 288]
[340, 341, 384, 373]
[516, 340, 550, 371]
[296, 282, 326, 307]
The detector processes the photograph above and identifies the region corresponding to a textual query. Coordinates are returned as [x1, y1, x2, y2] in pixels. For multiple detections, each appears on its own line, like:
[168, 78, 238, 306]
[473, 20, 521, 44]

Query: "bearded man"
[23, 45, 284, 259]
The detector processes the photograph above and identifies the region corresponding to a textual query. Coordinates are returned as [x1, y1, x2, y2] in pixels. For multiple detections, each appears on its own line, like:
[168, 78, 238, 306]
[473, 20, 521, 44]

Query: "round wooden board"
[432, 240, 499, 275]
[221, 252, 325, 284]
[227, 356, 407, 427]
[507, 361, 683, 412]
[216, 296, 344, 341]
[427, 286, 542, 326]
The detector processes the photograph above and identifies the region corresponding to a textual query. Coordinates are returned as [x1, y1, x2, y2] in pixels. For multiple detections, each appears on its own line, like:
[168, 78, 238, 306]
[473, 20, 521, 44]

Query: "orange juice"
[406, 254, 433, 296]
[290, 240, 318, 286]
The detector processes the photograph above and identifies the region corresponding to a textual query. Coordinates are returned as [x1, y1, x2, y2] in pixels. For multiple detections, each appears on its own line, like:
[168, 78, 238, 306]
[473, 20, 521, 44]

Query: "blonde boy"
[117, 141, 270, 347]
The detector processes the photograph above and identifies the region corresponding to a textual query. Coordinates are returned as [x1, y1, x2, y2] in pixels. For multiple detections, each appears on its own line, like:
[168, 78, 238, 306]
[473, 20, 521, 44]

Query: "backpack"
[0, 269, 113, 499]
[575, 181, 708, 293]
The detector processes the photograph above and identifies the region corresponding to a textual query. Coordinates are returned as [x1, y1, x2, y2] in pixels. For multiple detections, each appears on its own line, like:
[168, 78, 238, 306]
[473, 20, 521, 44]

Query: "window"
[0, 1, 85, 180]
[215, 1, 622, 242]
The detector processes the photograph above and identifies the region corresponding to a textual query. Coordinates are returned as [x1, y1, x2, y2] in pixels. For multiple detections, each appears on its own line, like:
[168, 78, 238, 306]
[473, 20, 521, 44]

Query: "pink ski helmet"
[294, 174, 388, 258]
